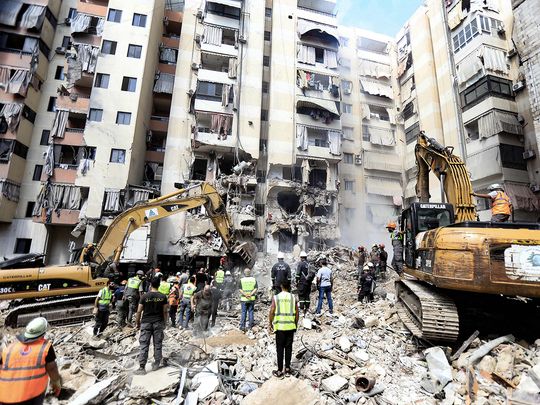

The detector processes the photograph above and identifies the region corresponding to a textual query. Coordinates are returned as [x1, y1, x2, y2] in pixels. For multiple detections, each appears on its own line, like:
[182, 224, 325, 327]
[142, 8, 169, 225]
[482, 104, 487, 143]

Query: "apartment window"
[405, 122, 420, 145]
[95, 73, 110, 88]
[116, 111, 131, 125]
[40, 130, 50, 146]
[500, 144, 526, 171]
[67, 7, 77, 19]
[478, 15, 503, 35]
[460, 75, 513, 110]
[54, 66, 64, 80]
[121, 77, 137, 92]
[197, 82, 225, 101]
[315, 48, 324, 63]
[261, 110, 268, 121]
[342, 103, 353, 114]
[207, 2, 241, 19]
[88, 108, 103, 122]
[132, 13, 147, 27]
[107, 9, 122, 23]
[102, 40, 117, 55]
[61, 36, 70, 49]
[265, 7, 272, 17]
[263, 56, 270, 67]
[32, 165, 43, 181]
[127, 44, 142, 58]
[342, 80, 352, 95]
[25, 202, 35, 218]
[339, 36, 349, 47]
[12, 141, 28, 159]
[47, 97, 56, 112]
[110, 149, 126, 163]
[344, 180, 355, 191]
[343, 127, 354, 140]
[14, 238, 32, 254]
[452, 18, 480, 52]
[262, 81, 269, 93]
[264, 31, 271, 41]
[22, 105, 36, 124]
[402, 101, 415, 120]
[343, 153, 354, 164]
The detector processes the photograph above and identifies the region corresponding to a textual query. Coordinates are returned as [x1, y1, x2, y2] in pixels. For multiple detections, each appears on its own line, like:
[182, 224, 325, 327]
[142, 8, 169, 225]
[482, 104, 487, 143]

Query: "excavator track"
[5, 295, 96, 328]
[395, 280, 460, 342]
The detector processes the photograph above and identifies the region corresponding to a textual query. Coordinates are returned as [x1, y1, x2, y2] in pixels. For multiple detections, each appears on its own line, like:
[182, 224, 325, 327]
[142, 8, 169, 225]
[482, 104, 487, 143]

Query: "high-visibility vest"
[127, 276, 142, 290]
[492, 191, 512, 215]
[0, 338, 52, 403]
[215, 270, 225, 284]
[390, 230, 402, 241]
[98, 287, 112, 306]
[240, 277, 256, 301]
[158, 281, 171, 296]
[182, 283, 196, 299]
[273, 292, 296, 331]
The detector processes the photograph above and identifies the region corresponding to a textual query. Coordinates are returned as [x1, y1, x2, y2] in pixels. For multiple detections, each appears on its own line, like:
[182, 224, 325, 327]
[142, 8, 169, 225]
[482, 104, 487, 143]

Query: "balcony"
[145, 150, 165, 164]
[42, 166, 78, 183]
[56, 94, 90, 114]
[296, 126, 342, 162]
[161, 35, 180, 49]
[0, 50, 33, 70]
[0, 178, 19, 222]
[200, 52, 237, 78]
[297, 0, 337, 16]
[0, 196, 17, 223]
[200, 26, 238, 56]
[54, 128, 85, 146]
[192, 111, 235, 151]
[149, 116, 169, 132]
[77, 0, 108, 18]
[33, 208, 80, 225]
[164, 9, 183, 36]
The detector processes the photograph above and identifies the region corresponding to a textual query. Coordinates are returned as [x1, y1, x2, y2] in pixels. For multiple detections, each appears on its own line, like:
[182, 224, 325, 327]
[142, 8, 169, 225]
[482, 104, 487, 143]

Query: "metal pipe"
[440, 172, 446, 203]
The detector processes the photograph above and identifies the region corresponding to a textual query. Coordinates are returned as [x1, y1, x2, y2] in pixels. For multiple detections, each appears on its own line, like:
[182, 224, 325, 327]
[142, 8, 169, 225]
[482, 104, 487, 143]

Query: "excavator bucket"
[231, 241, 257, 267]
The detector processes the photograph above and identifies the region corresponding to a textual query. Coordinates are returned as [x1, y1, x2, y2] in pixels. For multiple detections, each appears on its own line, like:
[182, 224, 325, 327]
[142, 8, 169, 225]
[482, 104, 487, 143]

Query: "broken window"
[278, 230, 297, 253]
[277, 191, 300, 214]
[309, 169, 327, 189]
[192, 158, 208, 181]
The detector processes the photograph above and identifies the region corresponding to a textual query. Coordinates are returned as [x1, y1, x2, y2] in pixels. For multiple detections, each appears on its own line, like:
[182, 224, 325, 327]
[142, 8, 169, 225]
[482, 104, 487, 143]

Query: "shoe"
[284, 368, 292, 377]
[151, 362, 160, 371]
[272, 370, 284, 379]
[240, 327, 246, 332]
[134, 367, 146, 375]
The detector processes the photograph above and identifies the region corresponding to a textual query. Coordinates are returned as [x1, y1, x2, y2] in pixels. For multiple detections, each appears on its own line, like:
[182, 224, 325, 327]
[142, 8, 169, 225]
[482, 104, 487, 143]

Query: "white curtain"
[221, 84, 231, 107]
[367, 126, 395, 146]
[297, 45, 316, 65]
[71, 13, 92, 34]
[133, 190, 150, 203]
[0, 67, 9, 90]
[153, 73, 175, 94]
[44, 145, 54, 177]
[95, 18, 105, 35]
[104, 190, 122, 212]
[51, 110, 69, 139]
[77, 44, 99, 74]
[481, 46, 508, 75]
[328, 131, 342, 155]
[360, 80, 393, 99]
[0, 103, 23, 132]
[6, 70, 30, 95]
[324, 50, 338, 69]
[362, 104, 371, 120]
[52, 185, 65, 211]
[296, 125, 308, 151]
[203, 25, 223, 46]
[20, 5, 46, 29]
[359, 59, 391, 78]
[228, 58, 237, 78]
[160, 48, 177, 63]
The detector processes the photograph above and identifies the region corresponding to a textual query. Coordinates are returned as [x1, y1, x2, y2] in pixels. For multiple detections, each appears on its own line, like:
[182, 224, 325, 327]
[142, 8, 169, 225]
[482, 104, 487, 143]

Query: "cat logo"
[145, 208, 159, 218]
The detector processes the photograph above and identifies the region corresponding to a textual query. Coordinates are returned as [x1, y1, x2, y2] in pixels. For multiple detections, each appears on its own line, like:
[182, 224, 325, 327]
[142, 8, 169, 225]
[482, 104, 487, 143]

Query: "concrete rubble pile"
[2, 247, 540, 404]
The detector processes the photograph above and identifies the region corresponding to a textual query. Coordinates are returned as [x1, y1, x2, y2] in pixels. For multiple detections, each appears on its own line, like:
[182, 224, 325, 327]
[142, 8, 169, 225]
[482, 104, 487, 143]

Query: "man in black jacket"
[271, 252, 291, 295]
[295, 251, 315, 315]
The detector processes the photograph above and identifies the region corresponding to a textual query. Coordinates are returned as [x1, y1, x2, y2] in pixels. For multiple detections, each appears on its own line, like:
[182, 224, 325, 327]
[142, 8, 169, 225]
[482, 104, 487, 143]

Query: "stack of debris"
[2, 247, 540, 404]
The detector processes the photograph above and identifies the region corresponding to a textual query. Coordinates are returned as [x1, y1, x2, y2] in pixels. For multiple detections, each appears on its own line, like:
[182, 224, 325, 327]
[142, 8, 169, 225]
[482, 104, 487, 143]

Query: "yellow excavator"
[0, 182, 255, 327]
[396, 133, 540, 341]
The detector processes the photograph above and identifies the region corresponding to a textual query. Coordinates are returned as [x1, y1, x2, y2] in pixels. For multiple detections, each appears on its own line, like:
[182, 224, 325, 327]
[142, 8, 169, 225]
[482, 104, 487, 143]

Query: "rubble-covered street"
[2, 247, 540, 405]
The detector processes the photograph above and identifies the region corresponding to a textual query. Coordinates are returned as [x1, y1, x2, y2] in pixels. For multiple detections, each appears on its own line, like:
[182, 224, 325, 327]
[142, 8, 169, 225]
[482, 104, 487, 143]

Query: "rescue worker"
[386, 221, 404, 275]
[158, 276, 171, 296]
[472, 184, 513, 222]
[214, 266, 225, 291]
[369, 244, 380, 273]
[358, 263, 376, 303]
[177, 275, 197, 329]
[357, 246, 367, 273]
[315, 258, 333, 315]
[191, 285, 214, 333]
[210, 284, 221, 327]
[115, 280, 128, 327]
[168, 280, 180, 327]
[134, 278, 168, 375]
[125, 270, 145, 325]
[271, 252, 291, 295]
[178, 269, 189, 285]
[239, 268, 258, 331]
[378, 244, 388, 279]
[222, 270, 235, 311]
[295, 251, 315, 315]
[195, 267, 208, 292]
[269, 279, 299, 378]
[93, 281, 116, 336]
[0, 317, 62, 405]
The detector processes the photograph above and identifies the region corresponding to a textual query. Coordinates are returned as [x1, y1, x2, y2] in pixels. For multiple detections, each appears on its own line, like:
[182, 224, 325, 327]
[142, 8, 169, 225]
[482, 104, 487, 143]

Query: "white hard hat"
[155, 272, 163, 278]
[367, 262, 374, 268]
[176, 272, 181, 276]
[277, 252, 285, 259]
[488, 183, 504, 192]
[25, 317, 48, 340]
[300, 251, 307, 257]
[225, 271, 231, 275]
[363, 265, 369, 271]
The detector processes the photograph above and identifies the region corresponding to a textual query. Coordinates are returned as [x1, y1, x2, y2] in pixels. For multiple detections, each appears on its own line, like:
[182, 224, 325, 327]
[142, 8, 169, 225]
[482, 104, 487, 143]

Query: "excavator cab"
[401, 202, 455, 269]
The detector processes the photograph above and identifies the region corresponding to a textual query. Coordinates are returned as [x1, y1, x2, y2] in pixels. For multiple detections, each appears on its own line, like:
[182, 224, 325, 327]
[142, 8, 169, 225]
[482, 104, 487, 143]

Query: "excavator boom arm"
[415, 133, 477, 222]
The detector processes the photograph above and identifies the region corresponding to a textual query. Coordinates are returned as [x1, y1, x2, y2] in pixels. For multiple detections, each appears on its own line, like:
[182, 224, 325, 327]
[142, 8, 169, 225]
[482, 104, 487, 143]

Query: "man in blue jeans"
[239, 268, 258, 331]
[315, 258, 333, 314]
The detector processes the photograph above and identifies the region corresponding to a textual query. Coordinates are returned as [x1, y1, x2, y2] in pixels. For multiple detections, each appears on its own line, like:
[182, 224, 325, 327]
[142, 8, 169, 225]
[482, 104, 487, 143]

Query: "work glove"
[51, 378, 62, 397]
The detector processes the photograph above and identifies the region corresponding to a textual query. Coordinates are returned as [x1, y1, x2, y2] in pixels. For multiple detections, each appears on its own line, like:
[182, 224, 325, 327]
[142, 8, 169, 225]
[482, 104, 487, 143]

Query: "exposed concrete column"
[84, 222, 97, 244]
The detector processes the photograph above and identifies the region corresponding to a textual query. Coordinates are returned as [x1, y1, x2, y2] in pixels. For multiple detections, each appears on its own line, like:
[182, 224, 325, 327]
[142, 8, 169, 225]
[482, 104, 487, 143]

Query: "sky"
[337, 0, 425, 37]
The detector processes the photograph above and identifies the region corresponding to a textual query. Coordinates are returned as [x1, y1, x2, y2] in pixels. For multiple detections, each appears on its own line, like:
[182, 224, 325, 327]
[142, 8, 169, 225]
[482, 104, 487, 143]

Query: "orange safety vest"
[0, 337, 52, 403]
[169, 285, 180, 306]
[492, 191, 512, 215]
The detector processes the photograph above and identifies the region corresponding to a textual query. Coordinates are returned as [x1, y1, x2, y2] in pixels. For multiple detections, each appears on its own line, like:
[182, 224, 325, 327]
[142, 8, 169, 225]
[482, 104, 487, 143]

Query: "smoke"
[340, 210, 390, 250]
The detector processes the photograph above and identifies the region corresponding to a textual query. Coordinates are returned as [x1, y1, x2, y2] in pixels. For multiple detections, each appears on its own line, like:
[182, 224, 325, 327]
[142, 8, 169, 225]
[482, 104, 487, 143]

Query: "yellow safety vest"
[98, 287, 112, 306]
[127, 276, 142, 289]
[240, 277, 256, 301]
[492, 191, 512, 215]
[182, 283, 196, 299]
[215, 270, 225, 284]
[273, 292, 296, 331]
[158, 281, 171, 296]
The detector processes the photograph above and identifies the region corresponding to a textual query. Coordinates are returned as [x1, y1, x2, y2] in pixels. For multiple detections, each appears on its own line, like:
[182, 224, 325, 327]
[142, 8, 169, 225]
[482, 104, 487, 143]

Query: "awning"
[297, 19, 340, 44]
[297, 96, 339, 116]
[456, 50, 484, 85]
[479, 45, 508, 75]
[360, 80, 393, 99]
[447, 1, 464, 30]
[478, 110, 523, 139]
[0, 1, 24, 27]
[504, 182, 540, 212]
[365, 177, 402, 197]
[364, 126, 395, 146]
[364, 151, 401, 172]
[208, 0, 242, 8]
[359, 59, 391, 78]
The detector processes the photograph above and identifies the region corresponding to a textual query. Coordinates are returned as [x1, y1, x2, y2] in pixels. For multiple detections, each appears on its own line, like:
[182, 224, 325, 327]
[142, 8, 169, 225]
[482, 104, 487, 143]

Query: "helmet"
[386, 221, 396, 229]
[176, 272, 181, 276]
[488, 183, 504, 192]
[363, 265, 369, 271]
[300, 251, 307, 257]
[277, 252, 285, 259]
[372, 244, 378, 249]
[136, 270, 144, 276]
[155, 272, 163, 278]
[367, 262, 374, 268]
[379, 243, 385, 249]
[25, 317, 48, 340]
[225, 271, 232, 275]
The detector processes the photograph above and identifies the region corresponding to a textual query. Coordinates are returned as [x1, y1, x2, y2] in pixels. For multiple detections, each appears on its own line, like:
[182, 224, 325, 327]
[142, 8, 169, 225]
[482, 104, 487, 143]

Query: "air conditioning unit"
[196, 9, 204, 19]
[64, 17, 71, 26]
[508, 48, 517, 58]
[344, 88, 352, 95]
[194, 34, 201, 44]
[238, 35, 247, 44]
[191, 62, 199, 71]
[55, 46, 66, 55]
[523, 150, 536, 160]
[531, 184, 540, 193]
[154, 166, 164, 180]
[513, 80, 526, 92]
[354, 154, 362, 165]
[497, 24, 506, 35]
